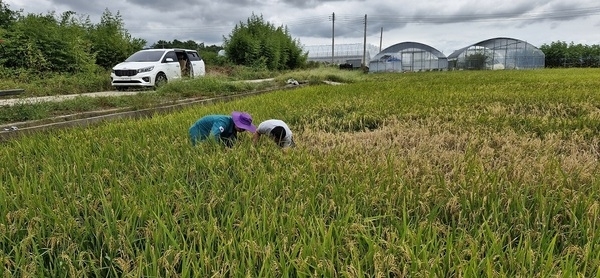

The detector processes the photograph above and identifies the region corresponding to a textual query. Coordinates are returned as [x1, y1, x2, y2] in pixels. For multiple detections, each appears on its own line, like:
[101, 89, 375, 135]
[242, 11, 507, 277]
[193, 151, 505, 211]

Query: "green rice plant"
[2, 68, 600, 276]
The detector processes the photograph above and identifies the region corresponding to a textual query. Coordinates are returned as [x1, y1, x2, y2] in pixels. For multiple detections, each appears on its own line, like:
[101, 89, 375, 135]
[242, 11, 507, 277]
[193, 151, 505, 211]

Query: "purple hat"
[231, 111, 257, 132]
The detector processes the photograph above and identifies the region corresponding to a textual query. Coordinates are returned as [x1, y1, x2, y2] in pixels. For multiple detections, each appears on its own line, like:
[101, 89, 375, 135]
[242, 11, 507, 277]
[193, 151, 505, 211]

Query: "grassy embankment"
[1, 68, 600, 276]
[0, 67, 360, 125]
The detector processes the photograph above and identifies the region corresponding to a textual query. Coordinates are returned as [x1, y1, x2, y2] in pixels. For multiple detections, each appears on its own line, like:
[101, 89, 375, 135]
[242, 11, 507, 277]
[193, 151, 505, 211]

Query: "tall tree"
[540, 41, 600, 68]
[87, 9, 146, 69]
[0, 0, 18, 29]
[1, 11, 95, 73]
[223, 13, 306, 70]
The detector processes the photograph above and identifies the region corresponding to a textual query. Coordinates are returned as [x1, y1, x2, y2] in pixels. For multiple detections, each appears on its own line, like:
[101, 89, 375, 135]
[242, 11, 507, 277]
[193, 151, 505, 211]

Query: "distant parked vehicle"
[110, 48, 205, 90]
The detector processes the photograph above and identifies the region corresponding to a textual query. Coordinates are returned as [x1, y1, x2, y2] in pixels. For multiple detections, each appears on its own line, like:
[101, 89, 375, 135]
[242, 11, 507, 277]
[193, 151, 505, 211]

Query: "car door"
[162, 51, 181, 80]
[186, 51, 205, 77]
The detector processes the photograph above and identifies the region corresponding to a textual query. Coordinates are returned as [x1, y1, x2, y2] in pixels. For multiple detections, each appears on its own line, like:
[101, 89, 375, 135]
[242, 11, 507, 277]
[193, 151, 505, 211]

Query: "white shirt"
[256, 119, 294, 147]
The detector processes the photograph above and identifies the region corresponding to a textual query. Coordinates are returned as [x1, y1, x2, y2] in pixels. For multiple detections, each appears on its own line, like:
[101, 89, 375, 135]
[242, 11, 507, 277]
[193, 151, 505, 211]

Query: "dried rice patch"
[298, 117, 599, 186]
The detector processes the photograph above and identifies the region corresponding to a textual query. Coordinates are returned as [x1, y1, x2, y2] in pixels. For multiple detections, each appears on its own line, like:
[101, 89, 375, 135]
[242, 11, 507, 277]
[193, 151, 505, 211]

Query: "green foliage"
[0, 102, 49, 122]
[156, 75, 266, 98]
[2, 12, 77, 73]
[540, 41, 600, 68]
[87, 9, 146, 69]
[201, 44, 223, 53]
[0, 70, 111, 98]
[198, 50, 220, 65]
[27, 71, 111, 96]
[0, 3, 145, 75]
[0, 0, 18, 29]
[277, 67, 365, 84]
[233, 65, 274, 80]
[223, 13, 307, 71]
[150, 39, 204, 50]
[463, 52, 489, 70]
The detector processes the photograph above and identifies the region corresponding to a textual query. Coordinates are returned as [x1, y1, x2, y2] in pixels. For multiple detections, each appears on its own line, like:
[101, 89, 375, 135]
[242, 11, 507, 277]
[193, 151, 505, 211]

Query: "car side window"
[163, 51, 178, 63]
[187, 51, 201, 61]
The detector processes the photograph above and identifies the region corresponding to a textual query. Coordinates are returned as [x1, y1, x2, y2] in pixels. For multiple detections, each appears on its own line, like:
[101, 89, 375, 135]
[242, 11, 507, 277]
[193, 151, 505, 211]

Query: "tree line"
[0, 1, 307, 77]
[539, 41, 600, 68]
[0, 1, 145, 75]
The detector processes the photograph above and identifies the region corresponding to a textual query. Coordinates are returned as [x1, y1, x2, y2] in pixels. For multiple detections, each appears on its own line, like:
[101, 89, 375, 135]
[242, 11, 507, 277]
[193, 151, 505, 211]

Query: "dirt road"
[0, 78, 281, 107]
[0, 90, 150, 107]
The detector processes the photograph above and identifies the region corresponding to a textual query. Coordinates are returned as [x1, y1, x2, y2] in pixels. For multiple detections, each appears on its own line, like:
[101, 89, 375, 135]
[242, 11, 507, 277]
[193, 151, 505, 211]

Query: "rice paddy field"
[1, 68, 600, 277]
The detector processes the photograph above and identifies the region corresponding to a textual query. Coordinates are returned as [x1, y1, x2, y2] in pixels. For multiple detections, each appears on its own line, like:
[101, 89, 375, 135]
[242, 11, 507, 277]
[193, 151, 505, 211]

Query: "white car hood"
[112, 62, 157, 70]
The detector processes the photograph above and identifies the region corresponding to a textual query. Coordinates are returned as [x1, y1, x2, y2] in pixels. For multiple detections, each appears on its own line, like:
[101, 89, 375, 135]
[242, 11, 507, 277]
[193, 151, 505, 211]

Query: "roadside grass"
[2, 68, 600, 276]
[276, 66, 367, 85]
[0, 70, 112, 97]
[0, 67, 364, 126]
[0, 65, 289, 98]
[155, 75, 276, 99]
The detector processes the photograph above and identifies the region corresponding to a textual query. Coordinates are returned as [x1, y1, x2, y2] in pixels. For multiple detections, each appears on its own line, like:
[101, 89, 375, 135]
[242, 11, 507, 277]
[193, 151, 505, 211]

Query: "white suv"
[111, 48, 205, 90]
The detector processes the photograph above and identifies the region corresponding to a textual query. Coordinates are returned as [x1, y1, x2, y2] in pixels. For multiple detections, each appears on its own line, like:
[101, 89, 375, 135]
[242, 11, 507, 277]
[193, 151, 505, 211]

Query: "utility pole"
[331, 12, 335, 65]
[362, 14, 367, 69]
[379, 27, 383, 52]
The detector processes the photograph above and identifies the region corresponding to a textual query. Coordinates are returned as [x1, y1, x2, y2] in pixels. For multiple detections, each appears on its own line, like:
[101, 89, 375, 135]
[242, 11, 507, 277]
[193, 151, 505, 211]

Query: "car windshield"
[125, 50, 165, 62]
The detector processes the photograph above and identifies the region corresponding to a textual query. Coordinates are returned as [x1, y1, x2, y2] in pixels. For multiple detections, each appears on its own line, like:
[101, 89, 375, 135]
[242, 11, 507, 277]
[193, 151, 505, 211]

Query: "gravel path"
[0, 79, 281, 107]
[0, 90, 149, 107]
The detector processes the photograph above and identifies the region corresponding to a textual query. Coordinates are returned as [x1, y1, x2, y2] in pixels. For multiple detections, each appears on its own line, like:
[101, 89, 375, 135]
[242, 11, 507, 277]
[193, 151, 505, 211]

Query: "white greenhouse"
[303, 43, 380, 68]
[368, 42, 448, 73]
[447, 37, 545, 70]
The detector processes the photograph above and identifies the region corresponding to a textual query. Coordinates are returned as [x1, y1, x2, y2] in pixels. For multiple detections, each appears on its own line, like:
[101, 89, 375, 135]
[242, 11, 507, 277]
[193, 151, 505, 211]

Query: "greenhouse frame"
[368, 42, 448, 73]
[447, 37, 545, 70]
[303, 43, 380, 68]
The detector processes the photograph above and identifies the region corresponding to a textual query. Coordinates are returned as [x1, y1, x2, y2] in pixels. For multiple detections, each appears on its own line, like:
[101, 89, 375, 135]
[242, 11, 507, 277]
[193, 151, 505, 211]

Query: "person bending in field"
[253, 119, 295, 148]
[189, 111, 257, 147]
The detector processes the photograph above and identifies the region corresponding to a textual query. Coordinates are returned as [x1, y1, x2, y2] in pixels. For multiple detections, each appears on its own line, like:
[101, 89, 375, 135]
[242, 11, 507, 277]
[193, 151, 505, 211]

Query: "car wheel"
[155, 73, 167, 88]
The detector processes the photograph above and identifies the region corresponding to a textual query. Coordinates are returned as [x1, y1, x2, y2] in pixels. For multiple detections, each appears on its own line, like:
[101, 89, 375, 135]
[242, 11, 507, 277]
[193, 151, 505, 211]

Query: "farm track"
[0, 84, 303, 142]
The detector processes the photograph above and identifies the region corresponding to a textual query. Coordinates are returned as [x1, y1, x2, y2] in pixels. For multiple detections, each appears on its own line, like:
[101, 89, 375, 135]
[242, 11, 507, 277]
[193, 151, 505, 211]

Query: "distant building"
[447, 37, 545, 70]
[369, 42, 448, 73]
[303, 43, 379, 67]
[304, 37, 544, 72]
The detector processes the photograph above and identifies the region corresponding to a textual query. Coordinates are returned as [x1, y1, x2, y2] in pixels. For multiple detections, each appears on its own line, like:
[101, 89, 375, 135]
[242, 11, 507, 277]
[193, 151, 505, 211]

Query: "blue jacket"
[189, 115, 237, 147]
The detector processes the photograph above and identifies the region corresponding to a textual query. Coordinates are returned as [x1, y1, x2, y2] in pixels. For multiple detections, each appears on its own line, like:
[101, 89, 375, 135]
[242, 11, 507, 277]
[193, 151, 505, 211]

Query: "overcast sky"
[5, 0, 600, 56]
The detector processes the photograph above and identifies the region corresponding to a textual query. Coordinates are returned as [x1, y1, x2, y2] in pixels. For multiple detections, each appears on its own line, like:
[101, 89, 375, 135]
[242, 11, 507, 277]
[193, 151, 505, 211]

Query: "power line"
[368, 6, 600, 24]
[286, 6, 600, 27]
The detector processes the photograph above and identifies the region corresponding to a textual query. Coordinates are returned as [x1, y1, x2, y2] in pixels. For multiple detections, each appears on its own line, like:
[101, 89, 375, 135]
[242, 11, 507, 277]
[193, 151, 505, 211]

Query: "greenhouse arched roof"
[446, 37, 545, 70]
[372, 41, 446, 60]
[447, 37, 541, 59]
[369, 41, 448, 73]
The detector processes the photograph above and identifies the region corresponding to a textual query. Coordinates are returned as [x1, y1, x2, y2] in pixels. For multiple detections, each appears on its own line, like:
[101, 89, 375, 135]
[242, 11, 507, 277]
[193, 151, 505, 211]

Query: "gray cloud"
[278, 0, 356, 9]
[6, 0, 600, 50]
[122, 0, 267, 12]
[47, 0, 111, 15]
